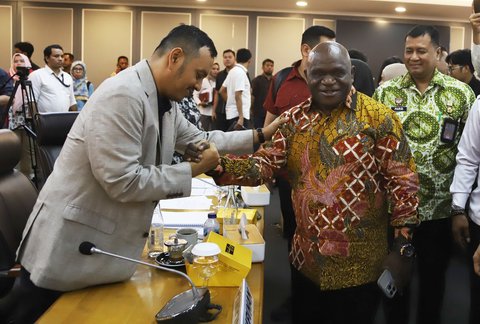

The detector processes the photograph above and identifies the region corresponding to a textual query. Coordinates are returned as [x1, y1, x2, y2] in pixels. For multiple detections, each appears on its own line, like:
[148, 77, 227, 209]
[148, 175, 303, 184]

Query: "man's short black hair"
[117, 56, 128, 63]
[43, 44, 63, 63]
[262, 58, 274, 66]
[236, 48, 252, 64]
[446, 49, 475, 74]
[348, 49, 368, 63]
[223, 49, 236, 57]
[64, 53, 74, 61]
[154, 25, 217, 59]
[405, 25, 440, 48]
[14, 42, 34, 58]
[301, 25, 336, 48]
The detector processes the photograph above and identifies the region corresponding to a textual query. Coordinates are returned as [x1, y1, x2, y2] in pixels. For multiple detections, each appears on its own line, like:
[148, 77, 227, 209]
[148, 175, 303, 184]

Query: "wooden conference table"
[38, 199, 265, 323]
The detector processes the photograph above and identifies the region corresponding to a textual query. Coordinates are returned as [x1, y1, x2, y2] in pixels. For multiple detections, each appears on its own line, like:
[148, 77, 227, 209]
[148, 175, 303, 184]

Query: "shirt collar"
[44, 64, 63, 77]
[303, 87, 358, 114]
[234, 63, 248, 73]
[398, 68, 446, 89]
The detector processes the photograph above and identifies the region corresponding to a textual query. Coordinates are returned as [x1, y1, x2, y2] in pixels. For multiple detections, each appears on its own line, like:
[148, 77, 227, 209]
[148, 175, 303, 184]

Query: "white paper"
[160, 196, 212, 210]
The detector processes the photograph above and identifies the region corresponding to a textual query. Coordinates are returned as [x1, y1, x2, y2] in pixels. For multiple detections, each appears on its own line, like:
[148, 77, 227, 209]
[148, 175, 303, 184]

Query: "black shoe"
[270, 296, 292, 322]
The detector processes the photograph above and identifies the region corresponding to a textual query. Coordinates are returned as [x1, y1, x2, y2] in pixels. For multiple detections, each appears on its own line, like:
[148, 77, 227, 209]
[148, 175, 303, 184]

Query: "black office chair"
[34, 112, 79, 183]
[0, 129, 38, 297]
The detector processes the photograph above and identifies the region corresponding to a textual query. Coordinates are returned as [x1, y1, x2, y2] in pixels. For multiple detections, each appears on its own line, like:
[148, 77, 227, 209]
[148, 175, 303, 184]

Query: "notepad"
[160, 211, 209, 228]
[159, 196, 212, 210]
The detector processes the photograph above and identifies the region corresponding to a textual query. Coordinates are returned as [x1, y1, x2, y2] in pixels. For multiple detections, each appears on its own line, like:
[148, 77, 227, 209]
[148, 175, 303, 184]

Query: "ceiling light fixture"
[296, 1, 308, 7]
[395, 6, 406, 13]
[196, 0, 207, 2]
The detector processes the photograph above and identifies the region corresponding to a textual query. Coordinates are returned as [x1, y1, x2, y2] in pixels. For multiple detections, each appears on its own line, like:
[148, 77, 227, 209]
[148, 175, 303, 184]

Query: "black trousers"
[0, 268, 62, 324]
[292, 267, 380, 324]
[468, 218, 480, 324]
[276, 177, 296, 252]
[385, 218, 452, 324]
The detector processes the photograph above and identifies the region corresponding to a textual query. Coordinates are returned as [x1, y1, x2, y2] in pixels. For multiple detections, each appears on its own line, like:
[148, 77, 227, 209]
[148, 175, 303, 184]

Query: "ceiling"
[26, 0, 473, 22]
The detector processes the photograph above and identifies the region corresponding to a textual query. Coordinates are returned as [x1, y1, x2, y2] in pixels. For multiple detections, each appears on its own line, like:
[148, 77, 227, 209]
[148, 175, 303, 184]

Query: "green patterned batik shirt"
[374, 69, 475, 222]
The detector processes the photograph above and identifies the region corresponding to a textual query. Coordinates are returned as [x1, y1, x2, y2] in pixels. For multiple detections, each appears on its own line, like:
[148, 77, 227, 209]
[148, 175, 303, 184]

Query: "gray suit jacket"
[18, 60, 253, 291]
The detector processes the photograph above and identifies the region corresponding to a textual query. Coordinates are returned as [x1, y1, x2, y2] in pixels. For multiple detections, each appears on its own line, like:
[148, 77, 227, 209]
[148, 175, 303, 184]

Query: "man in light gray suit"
[0, 25, 283, 323]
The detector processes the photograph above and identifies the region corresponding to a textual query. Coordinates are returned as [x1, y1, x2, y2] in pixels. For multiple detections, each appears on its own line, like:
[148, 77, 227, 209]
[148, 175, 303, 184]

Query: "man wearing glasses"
[29, 44, 77, 113]
[446, 49, 480, 97]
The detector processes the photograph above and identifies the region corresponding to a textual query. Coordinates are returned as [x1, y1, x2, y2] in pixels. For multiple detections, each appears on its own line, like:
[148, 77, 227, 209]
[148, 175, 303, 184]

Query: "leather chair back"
[0, 129, 38, 296]
[34, 112, 79, 181]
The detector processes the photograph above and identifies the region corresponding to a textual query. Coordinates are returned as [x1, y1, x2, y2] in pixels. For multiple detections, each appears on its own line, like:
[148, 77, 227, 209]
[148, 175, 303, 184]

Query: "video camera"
[16, 66, 30, 79]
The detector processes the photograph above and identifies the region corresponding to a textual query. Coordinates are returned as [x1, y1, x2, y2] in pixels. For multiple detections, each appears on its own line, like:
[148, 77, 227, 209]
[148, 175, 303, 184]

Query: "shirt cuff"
[452, 193, 470, 209]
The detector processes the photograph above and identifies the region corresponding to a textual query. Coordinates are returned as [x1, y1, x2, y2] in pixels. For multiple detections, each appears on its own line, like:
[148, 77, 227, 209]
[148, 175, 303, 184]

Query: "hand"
[382, 236, 414, 294]
[183, 140, 210, 162]
[474, 244, 480, 275]
[452, 213, 470, 249]
[211, 110, 217, 121]
[262, 115, 290, 141]
[470, 12, 480, 44]
[190, 143, 220, 177]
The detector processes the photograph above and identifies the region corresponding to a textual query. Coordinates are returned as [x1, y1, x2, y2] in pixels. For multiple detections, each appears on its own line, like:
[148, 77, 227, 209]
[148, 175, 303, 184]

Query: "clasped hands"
[185, 140, 221, 177]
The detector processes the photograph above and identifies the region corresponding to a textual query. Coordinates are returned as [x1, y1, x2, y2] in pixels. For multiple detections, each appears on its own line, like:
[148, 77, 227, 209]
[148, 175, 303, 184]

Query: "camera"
[16, 66, 30, 79]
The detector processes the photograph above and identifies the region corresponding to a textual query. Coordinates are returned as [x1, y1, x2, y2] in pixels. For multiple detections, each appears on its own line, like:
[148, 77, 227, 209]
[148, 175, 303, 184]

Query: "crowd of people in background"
[3, 8, 480, 324]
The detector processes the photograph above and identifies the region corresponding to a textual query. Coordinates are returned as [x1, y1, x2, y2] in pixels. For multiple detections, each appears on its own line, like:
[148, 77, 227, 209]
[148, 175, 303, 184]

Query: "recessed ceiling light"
[296, 1, 308, 7]
[196, 0, 207, 2]
[395, 6, 406, 13]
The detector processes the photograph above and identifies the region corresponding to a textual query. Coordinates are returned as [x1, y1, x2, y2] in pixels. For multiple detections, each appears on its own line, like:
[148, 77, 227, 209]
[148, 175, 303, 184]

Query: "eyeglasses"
[447, 65, 463, 73]
[72, 67, 84, 71]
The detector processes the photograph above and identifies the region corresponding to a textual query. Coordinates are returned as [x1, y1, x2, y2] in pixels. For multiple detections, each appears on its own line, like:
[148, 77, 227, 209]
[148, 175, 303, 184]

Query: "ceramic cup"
[176, 228, 199, 249]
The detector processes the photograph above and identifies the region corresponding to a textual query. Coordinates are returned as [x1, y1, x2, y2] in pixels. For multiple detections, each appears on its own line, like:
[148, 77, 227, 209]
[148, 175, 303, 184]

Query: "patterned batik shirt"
[215, 92, 420, 290]
[374, 69, 475, 222]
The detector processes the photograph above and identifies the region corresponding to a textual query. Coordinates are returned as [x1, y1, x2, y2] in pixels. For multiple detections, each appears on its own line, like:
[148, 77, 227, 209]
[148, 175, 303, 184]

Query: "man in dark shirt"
[212, 49, 235, 131]
[447, 49, 480, 96]
[251, 58, 274, 129]
[14, 42, 40, 71]
[0, 68, 14, 128]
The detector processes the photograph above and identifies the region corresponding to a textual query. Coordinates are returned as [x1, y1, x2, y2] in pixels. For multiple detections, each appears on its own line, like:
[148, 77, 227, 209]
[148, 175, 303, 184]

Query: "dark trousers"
[212, 112, 227, 131]
[292, 267, 380, 324]
[199, 115, 212, 131]
[277, 177, 296, 252]
[385, 218, 452, 324]
[468, 219, 480, 324]
[226, 117, 250, 131]
[0, 268, 62, 324]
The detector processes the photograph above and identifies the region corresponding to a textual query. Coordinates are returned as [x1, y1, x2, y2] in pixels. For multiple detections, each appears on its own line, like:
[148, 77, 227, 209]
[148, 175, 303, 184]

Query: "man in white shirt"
[451, 96, 480, 324]
[220, 48, 252, 130]
[470, 12, 480, 76]
[193, 62, 219, 131]
[29, 44, 76, 113]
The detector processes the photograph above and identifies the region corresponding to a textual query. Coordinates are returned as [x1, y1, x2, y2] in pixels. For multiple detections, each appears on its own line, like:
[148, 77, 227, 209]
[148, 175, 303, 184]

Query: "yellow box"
[216, 208, 257, 225]
[224, 224, 265, 263]
[186, 232, 252, 287]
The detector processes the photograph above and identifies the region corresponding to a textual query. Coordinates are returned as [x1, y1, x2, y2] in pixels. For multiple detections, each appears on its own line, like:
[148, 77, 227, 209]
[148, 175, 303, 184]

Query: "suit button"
[143, 232, 149, 238]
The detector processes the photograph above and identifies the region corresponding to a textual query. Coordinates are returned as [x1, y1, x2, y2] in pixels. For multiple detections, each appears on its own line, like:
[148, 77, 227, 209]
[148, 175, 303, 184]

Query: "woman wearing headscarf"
[71, 61, 94, 111]
[8, 52, 33, 178]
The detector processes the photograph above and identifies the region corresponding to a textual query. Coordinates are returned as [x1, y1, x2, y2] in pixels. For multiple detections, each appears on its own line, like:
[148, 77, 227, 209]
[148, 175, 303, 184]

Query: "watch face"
[400, 244, 415, 258]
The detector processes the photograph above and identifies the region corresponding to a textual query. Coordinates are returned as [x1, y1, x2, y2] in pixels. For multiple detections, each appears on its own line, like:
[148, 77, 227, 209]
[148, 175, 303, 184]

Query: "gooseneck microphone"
[78, 241, 199, 298]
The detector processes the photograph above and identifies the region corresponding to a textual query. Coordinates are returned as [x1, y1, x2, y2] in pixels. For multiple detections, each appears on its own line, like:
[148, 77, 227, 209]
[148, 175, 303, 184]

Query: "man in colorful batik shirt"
[214, 41, 420, 323]
[374, 25, 475, 324]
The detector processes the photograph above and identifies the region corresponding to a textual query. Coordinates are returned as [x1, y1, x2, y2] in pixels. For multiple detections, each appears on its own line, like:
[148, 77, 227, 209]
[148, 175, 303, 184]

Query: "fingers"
[474, 245, 480, 276]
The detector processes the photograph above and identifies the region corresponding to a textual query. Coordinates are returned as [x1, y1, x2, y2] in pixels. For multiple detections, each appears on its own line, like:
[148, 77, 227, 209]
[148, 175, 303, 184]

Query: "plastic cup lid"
[191, 242, 221, 257]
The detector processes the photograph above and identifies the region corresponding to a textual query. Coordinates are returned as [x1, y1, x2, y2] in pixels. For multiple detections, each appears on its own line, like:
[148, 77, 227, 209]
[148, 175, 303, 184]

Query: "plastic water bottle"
[203, 212, 220, 237]
[148, 206, 164, 258]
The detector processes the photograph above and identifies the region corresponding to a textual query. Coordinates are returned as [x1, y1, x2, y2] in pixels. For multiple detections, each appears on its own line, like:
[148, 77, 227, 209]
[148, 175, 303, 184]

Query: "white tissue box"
[241, 185, 270, 206]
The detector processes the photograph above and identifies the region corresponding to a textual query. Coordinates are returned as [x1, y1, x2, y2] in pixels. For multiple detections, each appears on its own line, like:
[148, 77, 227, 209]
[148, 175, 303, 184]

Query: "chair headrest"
[0, 129, 21, 175]
[35, 112, 79, 146]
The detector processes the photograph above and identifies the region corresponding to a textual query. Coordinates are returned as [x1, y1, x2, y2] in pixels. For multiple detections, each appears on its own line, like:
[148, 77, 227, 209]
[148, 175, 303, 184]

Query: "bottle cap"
[207, 212, 217, 219]
[192, 242, 220, 257]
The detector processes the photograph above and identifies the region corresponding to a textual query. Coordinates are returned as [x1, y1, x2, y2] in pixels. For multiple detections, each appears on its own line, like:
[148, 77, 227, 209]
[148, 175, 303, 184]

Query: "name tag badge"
[391, 97, 407, 112]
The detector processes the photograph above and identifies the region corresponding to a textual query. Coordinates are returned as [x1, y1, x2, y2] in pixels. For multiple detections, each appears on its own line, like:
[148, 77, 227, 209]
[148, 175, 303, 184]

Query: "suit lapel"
[136, 60, 162, 165]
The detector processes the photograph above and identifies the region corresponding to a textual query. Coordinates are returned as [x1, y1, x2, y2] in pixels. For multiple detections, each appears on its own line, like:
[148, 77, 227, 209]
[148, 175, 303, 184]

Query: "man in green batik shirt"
[374, 25, 475, 324]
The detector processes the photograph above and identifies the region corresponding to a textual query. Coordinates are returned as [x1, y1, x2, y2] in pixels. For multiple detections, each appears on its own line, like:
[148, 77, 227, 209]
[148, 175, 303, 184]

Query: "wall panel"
[200, 14, 248, 68]
[22, 7, 73, 68]
[255, 17, 304, 76]
[0, 6, 12, 69]
[83, 9, 132, 86]
[141, 12, 191, 59]
[450, 26, 465, 52]
[313, 18, 336, 32]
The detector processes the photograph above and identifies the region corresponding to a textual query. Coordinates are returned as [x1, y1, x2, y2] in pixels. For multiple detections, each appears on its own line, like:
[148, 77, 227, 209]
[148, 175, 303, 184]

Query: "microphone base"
[155, 287, 210, 323]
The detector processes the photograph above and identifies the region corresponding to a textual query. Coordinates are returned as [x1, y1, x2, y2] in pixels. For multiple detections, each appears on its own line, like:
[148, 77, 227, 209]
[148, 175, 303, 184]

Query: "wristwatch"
[451, 204, 466, 217]
[256, 128, 265, 144]
[399, 243, 415, 258]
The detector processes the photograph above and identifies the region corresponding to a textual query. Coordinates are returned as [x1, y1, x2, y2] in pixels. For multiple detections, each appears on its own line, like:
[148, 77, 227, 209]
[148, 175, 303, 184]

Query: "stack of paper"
[190, 178, 218, 196]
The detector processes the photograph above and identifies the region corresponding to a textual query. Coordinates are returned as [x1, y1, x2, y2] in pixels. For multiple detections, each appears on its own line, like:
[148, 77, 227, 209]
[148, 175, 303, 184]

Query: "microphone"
[78, 241, 199, 297]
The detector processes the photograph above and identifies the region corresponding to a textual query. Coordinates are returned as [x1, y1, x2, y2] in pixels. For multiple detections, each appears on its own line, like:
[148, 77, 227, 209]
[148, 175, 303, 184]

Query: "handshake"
[184, 140, 222, 177]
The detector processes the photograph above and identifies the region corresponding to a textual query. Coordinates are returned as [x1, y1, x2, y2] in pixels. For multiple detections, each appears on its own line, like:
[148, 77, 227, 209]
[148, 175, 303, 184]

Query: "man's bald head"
[306, 41, 354, 113]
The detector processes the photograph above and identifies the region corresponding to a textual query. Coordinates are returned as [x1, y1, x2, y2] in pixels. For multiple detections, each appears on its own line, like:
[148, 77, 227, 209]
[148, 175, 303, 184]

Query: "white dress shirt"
[222, 64, 251, 120]
[472, 44, 480, 78]
[451, 98, 480, 225]
[29, 65, 76, 113]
